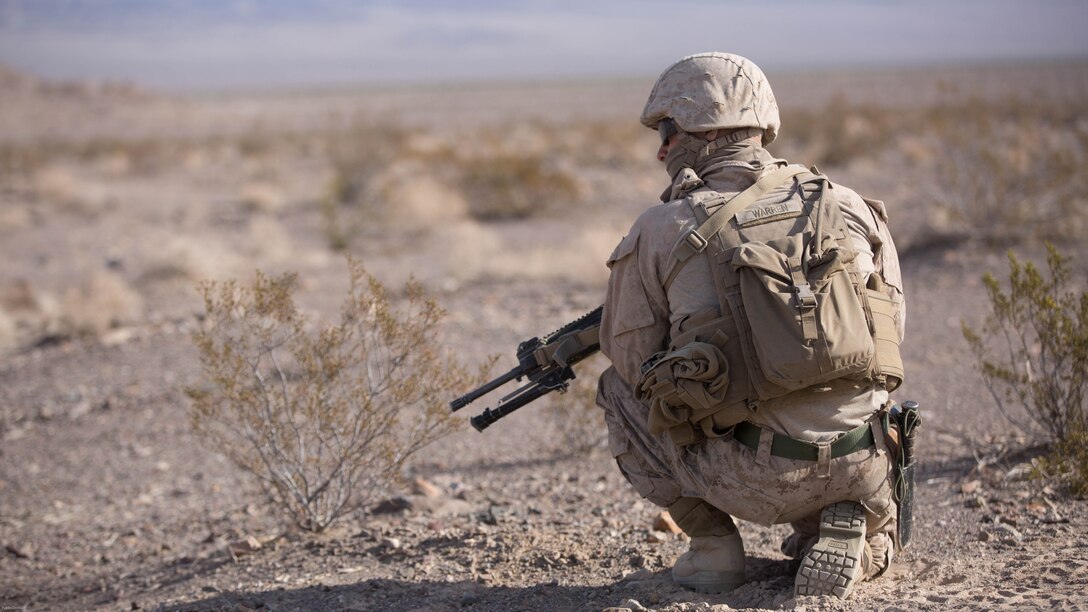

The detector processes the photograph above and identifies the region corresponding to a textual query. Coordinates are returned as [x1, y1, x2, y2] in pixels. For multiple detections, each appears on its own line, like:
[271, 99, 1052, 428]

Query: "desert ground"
[2, 61, 1088, 611]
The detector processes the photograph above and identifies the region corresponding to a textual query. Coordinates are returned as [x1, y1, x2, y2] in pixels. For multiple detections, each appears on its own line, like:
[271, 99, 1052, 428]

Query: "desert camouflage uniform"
[596, 103, 906, 575]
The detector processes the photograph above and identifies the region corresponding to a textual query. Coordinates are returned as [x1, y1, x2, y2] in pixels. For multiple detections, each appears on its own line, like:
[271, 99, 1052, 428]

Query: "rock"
[621, 600, 648, 611]
[960, 480, 982, 494]
[102, 327, 137, 347]
[652, 511, 682, 535]
[68, 399, 93, 419]
[5, 542, 33, 559]
[645, 531, 667, 544]
[477, 505, 510, 525]
[227, 536, 262, 558]
[991, 523, 1023, 544]
[381, 537, 402, 550]
[372, 496, 413, 514]
[412, 477, 442, 498]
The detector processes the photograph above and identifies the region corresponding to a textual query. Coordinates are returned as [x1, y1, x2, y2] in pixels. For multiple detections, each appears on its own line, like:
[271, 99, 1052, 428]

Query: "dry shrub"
[780, 92, 1087, 245]
[962, 244, 1088, 494]
[60, 271, 143, 337]
[556, 120, 652, 166]
[138, 234, 245, 285]
[0, 274, 140, 349]
[779, 94, 896, 168]
[434, 220, 617, 285]
[930, 98, 1087, 243]
[319, 123, 414, 250]
[459, 151, 580, 221]
[187, 260, 488, 532]
[0, 279, 61, 347]
[0, 143, 48, 178]
[370, 159, 469, 226]
[316, 120, 594, 244]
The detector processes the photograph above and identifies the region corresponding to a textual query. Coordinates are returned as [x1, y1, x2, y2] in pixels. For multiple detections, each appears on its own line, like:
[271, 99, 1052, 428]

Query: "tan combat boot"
[668, 498, 746, 593]
[794, 501, 867, 599]
[672, 532, 747, 593]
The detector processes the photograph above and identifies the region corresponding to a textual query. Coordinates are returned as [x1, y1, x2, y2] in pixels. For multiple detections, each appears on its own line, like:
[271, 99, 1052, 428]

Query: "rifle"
[450, 306, 603, 431]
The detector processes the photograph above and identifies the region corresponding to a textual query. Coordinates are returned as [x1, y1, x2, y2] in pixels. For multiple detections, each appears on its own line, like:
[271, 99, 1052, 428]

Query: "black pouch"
[892, 401, 921, 549]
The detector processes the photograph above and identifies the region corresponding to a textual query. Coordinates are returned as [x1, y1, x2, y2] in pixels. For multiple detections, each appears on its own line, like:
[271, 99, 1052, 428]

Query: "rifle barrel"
[470, 381, 553, 431]
[449, 364, 526, 411]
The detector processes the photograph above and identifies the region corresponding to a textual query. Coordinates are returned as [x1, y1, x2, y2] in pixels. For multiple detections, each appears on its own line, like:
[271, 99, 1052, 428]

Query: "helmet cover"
[641, 52, 781, 145]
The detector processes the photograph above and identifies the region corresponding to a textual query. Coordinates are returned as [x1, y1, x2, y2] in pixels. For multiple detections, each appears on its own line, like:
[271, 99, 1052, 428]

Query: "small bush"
[962, 244, 1088, 493]
[1034, 428, 1088, 497]
[780, 94, 895, 168]
[459, 151, 579, 221]
[187, 260, 487, 531]
[319, 123, 412, 249]
[60, 271, 143, 338]
[931, 99, 1087, 243]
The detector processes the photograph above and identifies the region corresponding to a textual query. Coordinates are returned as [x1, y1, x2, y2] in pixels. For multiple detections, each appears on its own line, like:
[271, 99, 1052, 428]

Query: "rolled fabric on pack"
[637, 342, 730, 435]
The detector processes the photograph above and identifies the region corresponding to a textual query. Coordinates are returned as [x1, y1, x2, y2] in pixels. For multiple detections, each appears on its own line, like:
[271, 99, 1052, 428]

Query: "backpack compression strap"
[663, 165, 809, 291]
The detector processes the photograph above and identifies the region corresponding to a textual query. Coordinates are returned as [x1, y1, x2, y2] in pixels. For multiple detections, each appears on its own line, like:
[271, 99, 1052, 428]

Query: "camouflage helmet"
[640, 52, 781, 145]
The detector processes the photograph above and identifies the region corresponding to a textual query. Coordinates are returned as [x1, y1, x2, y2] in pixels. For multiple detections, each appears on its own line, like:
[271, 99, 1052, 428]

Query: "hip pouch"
[865, 274, 905, 391]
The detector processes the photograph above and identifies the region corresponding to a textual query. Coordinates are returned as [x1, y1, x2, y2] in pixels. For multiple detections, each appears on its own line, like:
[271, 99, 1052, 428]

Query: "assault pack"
[637, 166, 905, 444]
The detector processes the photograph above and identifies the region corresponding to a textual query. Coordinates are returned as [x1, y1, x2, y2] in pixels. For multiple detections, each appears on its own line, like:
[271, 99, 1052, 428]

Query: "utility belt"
[658, 403, 879, 459]
[732, 420, 875, 461]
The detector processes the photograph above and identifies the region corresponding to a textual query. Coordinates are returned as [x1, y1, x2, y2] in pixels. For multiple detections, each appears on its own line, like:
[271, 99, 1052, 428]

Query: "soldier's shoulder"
[822, 177, 864, 203]
[823, 177, 888, 222]
[631, 196, 696, 233]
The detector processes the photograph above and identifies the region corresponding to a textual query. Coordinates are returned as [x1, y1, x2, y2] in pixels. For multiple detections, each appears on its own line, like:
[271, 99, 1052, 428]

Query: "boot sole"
[794, 501, 866, 599]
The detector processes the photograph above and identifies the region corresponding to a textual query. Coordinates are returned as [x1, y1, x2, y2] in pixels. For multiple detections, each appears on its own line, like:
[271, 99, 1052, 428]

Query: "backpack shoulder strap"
[663, 165, 809, 291]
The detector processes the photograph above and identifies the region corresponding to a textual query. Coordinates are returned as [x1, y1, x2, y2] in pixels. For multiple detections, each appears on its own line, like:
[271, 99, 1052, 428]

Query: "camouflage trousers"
[596, 366, 896, 575]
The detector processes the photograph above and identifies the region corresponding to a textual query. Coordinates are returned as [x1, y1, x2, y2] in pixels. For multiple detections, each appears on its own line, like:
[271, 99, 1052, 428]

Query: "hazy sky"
[1, 0, 1086, 91]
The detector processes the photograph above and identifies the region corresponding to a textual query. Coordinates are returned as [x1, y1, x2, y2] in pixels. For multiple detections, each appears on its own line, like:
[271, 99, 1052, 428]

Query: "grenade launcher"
[450, 306, 603, 431]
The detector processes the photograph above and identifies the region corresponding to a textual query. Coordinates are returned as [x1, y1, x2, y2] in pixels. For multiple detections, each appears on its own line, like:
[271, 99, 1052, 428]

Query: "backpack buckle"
[683, 230, 709, 253]
[793, 283, 818, 309]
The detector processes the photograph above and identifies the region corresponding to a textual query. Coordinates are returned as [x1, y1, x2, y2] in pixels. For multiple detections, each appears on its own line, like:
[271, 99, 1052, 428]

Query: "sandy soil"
[1, 63, 1087, 611]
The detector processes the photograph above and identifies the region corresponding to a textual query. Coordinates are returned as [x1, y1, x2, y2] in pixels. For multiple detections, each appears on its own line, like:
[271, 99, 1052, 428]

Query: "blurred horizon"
[1, 0, 1087, 92]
